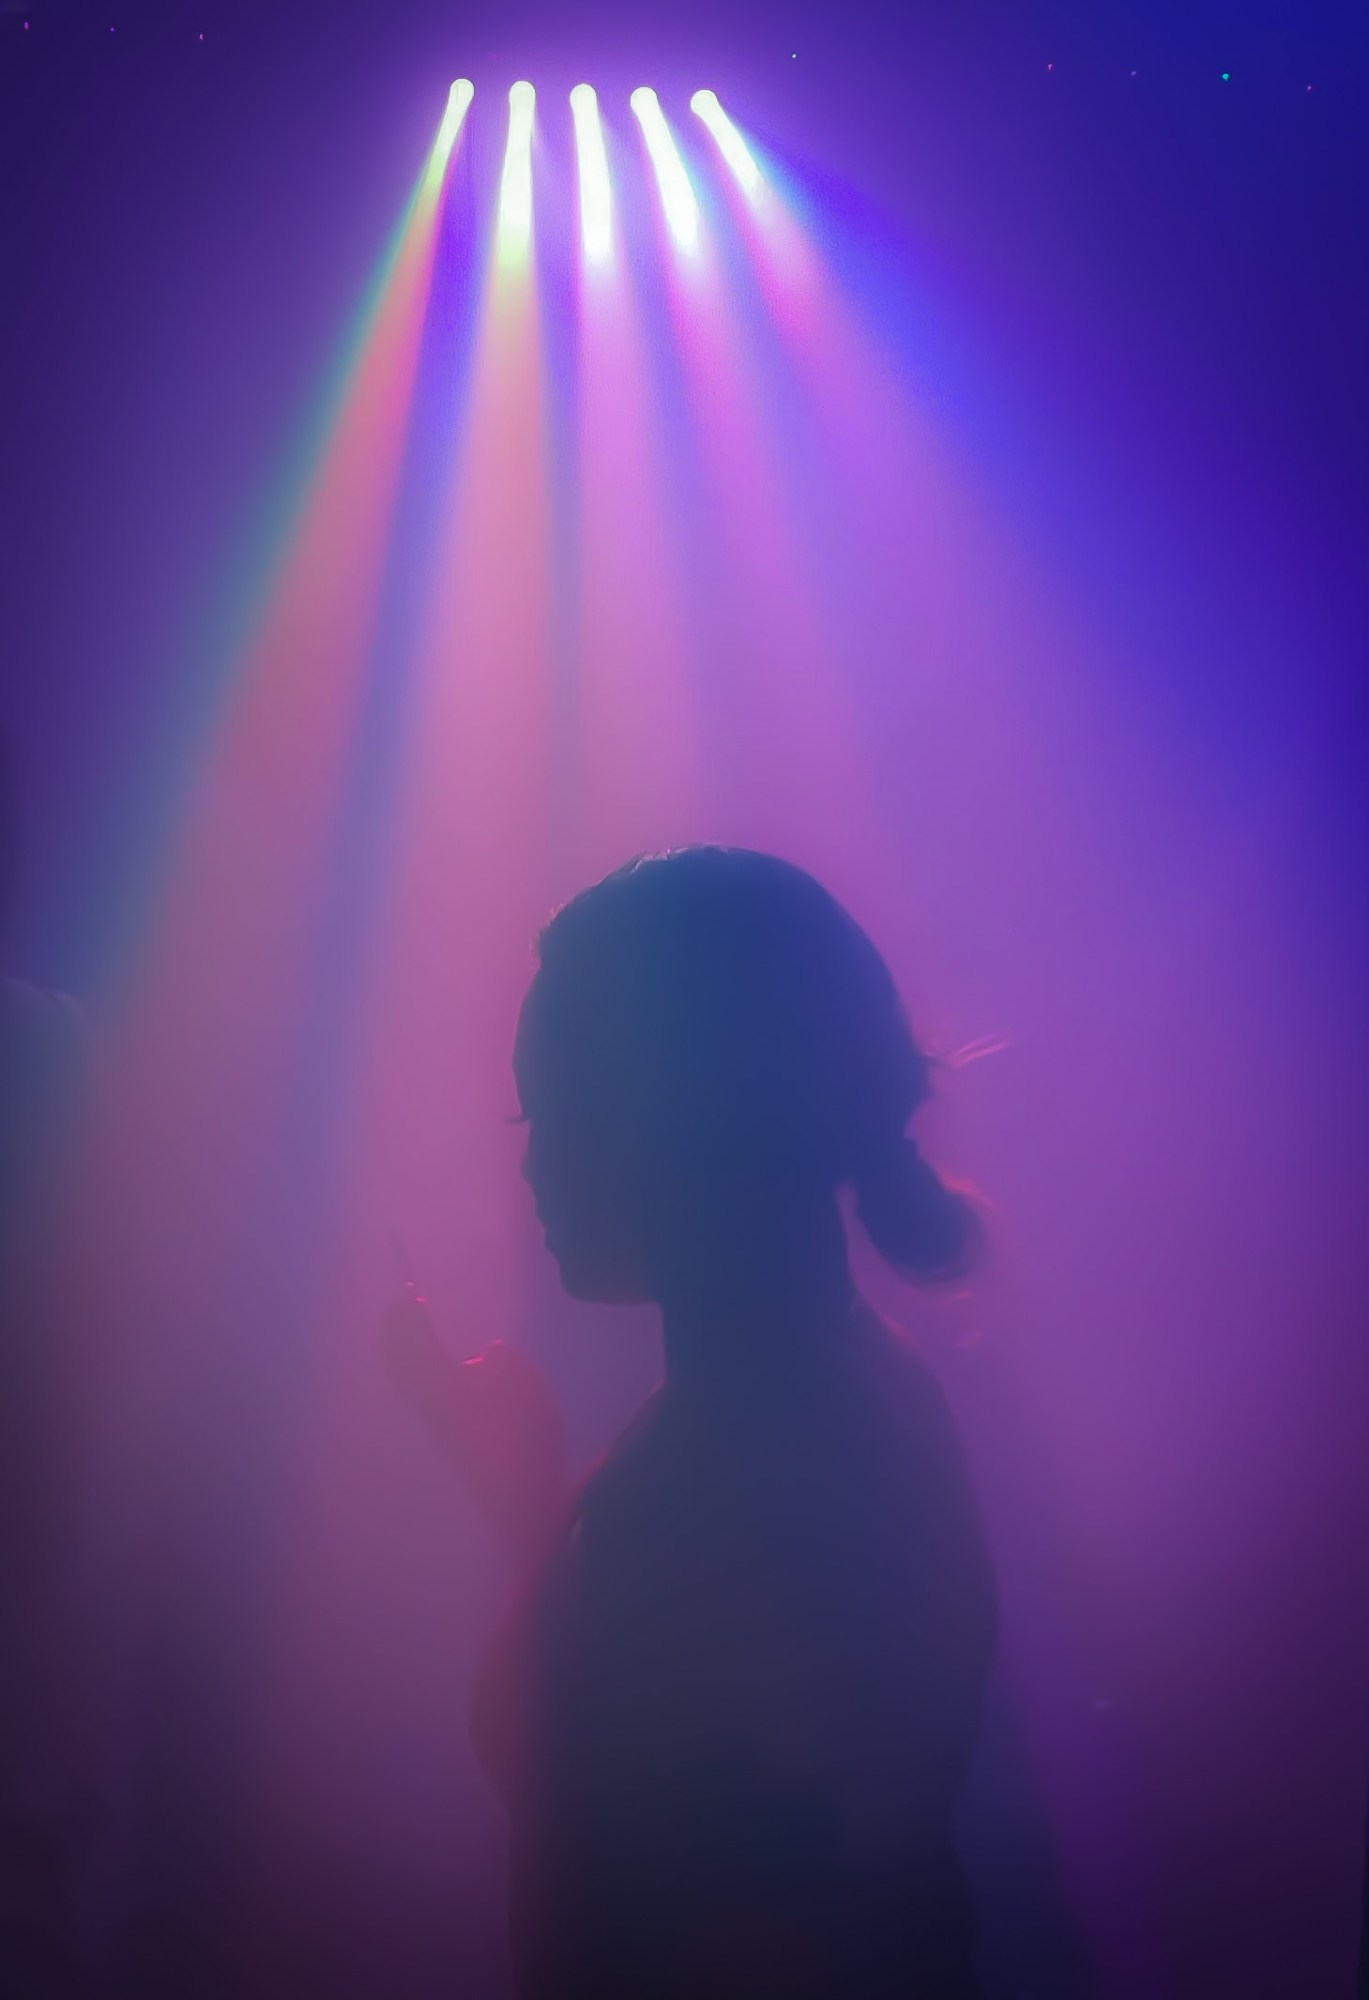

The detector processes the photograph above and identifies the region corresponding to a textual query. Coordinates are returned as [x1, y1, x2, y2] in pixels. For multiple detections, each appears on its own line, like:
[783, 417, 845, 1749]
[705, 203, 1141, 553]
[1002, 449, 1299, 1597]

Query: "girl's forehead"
[512, 980, 542, 1091]
[513, 972, 574, 1106]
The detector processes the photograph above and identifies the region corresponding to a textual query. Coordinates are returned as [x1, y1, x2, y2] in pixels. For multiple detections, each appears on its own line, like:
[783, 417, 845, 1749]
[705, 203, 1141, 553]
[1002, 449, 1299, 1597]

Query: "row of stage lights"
[431, 81, 761, 260]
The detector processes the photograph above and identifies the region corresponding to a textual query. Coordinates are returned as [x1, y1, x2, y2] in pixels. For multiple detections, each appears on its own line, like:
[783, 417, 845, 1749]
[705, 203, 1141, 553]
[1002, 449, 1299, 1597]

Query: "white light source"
[499, 81, 536, 248]
[425, 79, 473, 191]
[629, 87, 699, 252]
[437, 78, 475, 154]
[689, 88, 761, 199]
[569, 84, 612, 264]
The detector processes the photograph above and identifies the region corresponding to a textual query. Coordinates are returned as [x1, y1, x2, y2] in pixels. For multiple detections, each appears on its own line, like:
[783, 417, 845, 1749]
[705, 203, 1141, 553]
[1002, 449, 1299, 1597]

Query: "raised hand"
[382, 1284, 568, 1573]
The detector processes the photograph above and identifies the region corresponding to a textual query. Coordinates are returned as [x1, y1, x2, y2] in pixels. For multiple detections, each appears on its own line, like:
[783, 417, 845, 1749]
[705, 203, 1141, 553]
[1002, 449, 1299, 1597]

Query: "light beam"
[570, 84, 612, 265]
[629, 87, 699, 253]
[689, 89, 761, 199]
[499, 81, 536, 255]
[433, 78, 474, 166]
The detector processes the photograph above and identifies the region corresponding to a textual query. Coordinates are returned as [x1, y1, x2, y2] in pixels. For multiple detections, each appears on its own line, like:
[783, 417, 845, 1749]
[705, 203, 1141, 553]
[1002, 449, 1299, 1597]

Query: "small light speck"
[1220, 71, 1230, 81]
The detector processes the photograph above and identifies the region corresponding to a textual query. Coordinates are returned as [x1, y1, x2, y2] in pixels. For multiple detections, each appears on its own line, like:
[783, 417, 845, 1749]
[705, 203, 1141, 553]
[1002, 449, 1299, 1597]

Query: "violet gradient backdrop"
[1, 2, 1366, 1996]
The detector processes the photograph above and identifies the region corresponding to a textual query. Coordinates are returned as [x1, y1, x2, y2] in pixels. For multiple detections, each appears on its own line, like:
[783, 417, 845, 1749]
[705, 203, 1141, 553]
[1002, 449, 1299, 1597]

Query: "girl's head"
[514, 847, 980, 1304]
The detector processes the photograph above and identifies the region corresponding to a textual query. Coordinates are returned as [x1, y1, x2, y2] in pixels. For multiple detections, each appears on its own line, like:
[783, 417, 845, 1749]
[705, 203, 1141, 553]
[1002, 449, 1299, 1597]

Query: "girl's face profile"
[515, 979, 654, 1306]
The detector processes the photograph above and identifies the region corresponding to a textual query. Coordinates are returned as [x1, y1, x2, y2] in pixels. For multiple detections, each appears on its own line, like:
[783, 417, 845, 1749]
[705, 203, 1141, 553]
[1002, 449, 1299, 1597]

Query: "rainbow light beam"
[689, 89, 762, 200]
[570, 84, 612, 265]
[499, 81, 537, 254]
[630, 87, 700, 253]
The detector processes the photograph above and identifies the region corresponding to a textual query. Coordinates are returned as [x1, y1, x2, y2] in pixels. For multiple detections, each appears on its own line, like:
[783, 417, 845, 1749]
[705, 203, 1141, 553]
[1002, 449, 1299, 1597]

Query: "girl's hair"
[532, 846, 981, 1282]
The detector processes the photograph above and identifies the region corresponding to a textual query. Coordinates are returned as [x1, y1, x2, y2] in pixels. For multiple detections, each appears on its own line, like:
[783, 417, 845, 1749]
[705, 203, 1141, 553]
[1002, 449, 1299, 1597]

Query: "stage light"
[437, 78, 475, 154]
[629, 87, 699, 252]
[689, 89, 761, 198]
[570, 84, 612, 264]
[424, 78, 474, 190]
[499, 81, 536, 248]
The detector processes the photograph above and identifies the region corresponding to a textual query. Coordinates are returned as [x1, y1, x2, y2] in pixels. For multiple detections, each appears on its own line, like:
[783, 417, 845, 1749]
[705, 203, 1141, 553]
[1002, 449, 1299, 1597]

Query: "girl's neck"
[655, 1189, 855, 1386]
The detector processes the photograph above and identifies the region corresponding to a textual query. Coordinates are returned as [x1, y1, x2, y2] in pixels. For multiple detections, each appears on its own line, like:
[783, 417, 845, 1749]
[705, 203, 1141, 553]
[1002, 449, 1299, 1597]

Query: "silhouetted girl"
[391, 848, 996, 1998]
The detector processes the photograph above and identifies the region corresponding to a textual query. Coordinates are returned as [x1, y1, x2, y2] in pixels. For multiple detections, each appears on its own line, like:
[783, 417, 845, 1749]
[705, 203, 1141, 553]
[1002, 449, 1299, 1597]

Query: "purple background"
[2, 3, 1366, 1996]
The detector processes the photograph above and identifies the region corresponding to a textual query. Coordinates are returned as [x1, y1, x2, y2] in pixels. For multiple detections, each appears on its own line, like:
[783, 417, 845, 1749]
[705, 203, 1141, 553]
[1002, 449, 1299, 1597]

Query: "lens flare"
[629, 87, 699, 252]
[499, 81, 536, 251]
[690, 88, 761, 199]
[570, 84, 612, 265]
